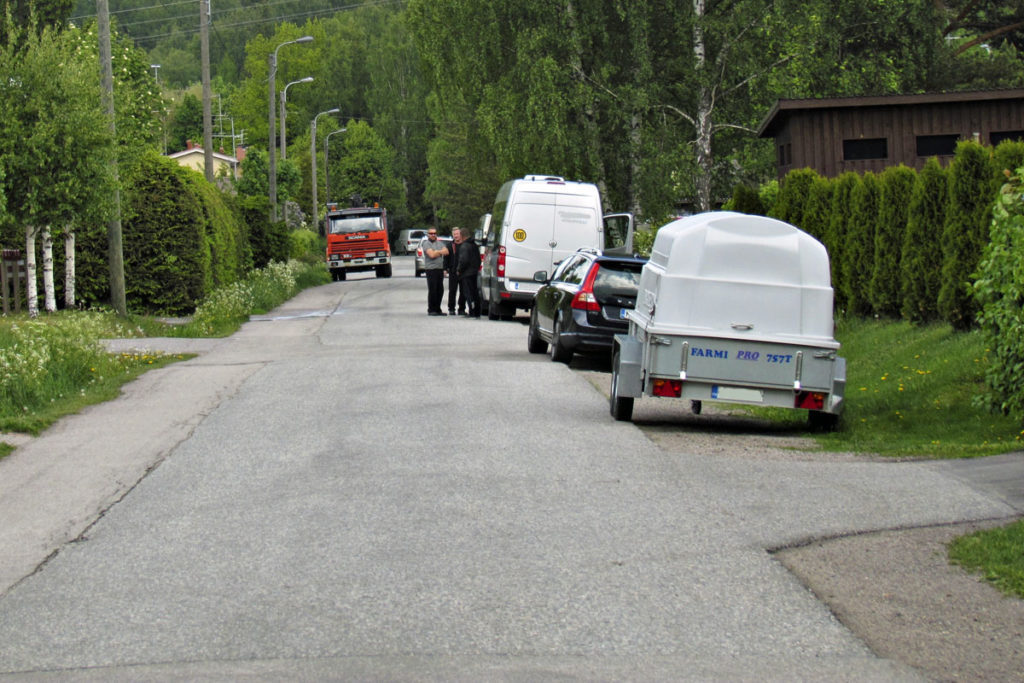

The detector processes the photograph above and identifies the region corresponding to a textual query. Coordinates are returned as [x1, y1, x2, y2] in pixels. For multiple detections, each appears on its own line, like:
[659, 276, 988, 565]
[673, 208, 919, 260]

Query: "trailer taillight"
[652, 378, 682, 397]
[795, 391, 825, 410]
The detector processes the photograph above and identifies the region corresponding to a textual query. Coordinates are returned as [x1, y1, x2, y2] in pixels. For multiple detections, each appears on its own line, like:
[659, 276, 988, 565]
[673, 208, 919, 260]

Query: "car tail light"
[795, 391, 826, 410]
[652, 378, 682, 397]
[497, 245, 506, 276]
[571, 263, 601, 312]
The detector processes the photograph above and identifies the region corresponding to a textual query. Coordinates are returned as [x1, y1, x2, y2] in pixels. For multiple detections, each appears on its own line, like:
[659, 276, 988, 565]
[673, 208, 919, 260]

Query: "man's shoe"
[438, 311, 448, 316]
[448, 310, 456, 315]
[428, 311, 441, 316]
[458, 311, 468, 316]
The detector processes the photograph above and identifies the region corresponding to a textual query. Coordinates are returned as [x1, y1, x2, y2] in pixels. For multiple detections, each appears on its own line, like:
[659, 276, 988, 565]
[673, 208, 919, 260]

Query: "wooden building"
[757, 89, 1024, 179]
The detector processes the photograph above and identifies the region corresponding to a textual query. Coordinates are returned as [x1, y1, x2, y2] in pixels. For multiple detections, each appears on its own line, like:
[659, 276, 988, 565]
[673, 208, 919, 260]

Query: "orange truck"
[324, 203, 393, 281]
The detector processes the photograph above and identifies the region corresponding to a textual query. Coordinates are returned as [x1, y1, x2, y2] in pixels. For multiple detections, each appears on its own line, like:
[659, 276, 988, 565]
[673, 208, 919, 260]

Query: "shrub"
[870, 165, 916, 318]
[288, 229, 322, 262]
[843, 172, 881, 317]
[827, 172, 859, 313]
[769, 168, 817, 226]
[973, 167, 1024, 419]
[939, 141, 998, 330]
[901, 158, 948, 323]
[728, 184, 765, 215]
[800, 175, 833, 243]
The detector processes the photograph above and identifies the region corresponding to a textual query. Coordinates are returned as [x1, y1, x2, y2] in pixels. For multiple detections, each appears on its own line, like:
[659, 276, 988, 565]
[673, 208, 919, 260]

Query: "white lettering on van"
[558, 210, 590, 224]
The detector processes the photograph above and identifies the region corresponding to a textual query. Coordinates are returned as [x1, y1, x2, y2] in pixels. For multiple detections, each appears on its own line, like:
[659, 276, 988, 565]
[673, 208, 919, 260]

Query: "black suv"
[527, 248, 647, 364]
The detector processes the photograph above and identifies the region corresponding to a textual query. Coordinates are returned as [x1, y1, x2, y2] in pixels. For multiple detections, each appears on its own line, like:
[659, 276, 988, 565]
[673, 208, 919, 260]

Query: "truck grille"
[329, 238, 388, 255]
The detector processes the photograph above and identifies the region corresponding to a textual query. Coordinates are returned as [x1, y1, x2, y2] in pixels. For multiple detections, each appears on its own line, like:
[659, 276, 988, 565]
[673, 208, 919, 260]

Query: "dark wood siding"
[761, 92, 1024, 179]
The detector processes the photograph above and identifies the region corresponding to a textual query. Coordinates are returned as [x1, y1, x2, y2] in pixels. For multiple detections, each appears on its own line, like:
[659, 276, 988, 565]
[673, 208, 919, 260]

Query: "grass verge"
[747, 318, 1023, 458]
[948, 520, 1024, 598]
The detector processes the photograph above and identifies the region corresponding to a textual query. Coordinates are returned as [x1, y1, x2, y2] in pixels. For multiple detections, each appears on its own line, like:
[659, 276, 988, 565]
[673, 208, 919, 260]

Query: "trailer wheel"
[808, 410, 839, 432]
[549, 317, 572, 364]
[527, 308, 548, 354]
[610, 352, 634, 422]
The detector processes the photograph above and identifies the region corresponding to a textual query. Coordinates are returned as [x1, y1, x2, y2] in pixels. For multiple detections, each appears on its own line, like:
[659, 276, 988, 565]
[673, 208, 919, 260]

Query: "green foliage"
[949, 520, 1024, 599]
[769, 168, 817, 226]
[901, 158, 948, 323]
[827, 172, 859, 311]
[238, 195, 288, 269]
[167, 93, 203, 153]
[727, 185, 766, 215]
[843, 172, 881, 316]
[870, 165, 916, 318]
[972, 167, 1024, 420]
[939, 141, 998, 330]
[800, 174, 834, 243]
[330, 119, 406, 214]
[288, 228, 320, 262]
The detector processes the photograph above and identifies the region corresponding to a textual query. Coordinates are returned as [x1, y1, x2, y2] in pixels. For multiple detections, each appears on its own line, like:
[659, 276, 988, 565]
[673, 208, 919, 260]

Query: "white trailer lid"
[632, 212, 838, 346]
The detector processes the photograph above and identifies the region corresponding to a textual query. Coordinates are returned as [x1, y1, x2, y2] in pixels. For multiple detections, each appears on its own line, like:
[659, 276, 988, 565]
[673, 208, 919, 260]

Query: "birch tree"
[0, 22, 116, 315]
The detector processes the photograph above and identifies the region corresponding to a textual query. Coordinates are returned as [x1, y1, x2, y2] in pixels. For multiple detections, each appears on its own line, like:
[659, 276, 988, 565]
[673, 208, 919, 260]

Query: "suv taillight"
[571, 263, 601, 312]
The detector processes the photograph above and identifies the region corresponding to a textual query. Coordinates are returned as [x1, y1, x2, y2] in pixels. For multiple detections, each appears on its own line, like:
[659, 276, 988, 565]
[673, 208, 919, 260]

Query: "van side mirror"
[533, 270, 548, 283]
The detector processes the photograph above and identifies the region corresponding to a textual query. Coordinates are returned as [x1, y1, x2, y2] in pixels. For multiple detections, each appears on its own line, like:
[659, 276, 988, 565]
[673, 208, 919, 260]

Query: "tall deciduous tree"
[0, 22, 115, 315]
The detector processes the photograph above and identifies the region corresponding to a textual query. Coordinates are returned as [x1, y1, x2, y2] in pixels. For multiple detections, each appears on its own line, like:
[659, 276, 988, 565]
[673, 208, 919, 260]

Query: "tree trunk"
[65, 226, 76, 309]
[692, 0, 714, 212]
[25, 226, 38, 318]
[42, 225, 56, 313]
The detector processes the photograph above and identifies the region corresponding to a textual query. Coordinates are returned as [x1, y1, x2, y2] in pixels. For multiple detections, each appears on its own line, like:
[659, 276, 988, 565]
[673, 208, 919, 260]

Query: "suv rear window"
[593, 263, 643, 297]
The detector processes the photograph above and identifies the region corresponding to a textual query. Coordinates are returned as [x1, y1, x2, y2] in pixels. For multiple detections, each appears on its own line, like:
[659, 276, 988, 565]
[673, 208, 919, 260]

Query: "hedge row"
[762, 140, 1024, 330]
[3, 151, 294, 315]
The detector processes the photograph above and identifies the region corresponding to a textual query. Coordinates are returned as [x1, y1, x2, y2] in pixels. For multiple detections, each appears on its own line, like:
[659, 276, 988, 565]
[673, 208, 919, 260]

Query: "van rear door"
[503, 193, 556, 295]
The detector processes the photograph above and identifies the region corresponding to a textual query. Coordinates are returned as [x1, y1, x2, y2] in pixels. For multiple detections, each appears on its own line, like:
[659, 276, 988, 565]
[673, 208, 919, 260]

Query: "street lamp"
[150, 64, 160, 84]
[267, 35, 313, 222]
[279, 76, 313, 159]
[324, 127, 347, 206]
[311, 107, 339, 233]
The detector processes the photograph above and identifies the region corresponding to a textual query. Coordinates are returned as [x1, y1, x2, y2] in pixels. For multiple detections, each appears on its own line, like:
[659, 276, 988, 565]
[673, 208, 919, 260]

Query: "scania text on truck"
[325, 203, 393, 281]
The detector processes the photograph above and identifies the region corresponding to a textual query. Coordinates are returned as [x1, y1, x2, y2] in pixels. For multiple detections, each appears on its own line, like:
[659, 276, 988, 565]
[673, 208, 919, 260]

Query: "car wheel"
[549, 316, 572, 364]
[487, 300, 501, 320]
[610, 352, 634, 422]
[527, 308, 548, 354]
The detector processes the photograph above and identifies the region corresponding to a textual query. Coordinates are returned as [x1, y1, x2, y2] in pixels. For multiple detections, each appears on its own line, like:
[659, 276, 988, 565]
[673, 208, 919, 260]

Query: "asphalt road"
[0, 256, 1019, 681]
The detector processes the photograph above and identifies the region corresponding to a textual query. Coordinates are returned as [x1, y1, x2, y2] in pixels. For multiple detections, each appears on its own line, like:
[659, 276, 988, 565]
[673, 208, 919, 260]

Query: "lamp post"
[279, 76, 313, 159]
[323, 127, 346, 206]
[267, 35, 313, 222]
[150, 64, 160, 84]
[311, 107, 339, 234]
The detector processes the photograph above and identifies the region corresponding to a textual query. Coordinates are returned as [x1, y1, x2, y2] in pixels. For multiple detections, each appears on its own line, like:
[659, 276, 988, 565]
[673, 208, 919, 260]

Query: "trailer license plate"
[711, 385, 764, 403]
[619, 308, 628, 319]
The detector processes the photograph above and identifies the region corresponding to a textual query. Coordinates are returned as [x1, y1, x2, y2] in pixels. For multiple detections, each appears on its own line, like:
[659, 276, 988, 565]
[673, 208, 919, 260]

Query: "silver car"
[414, 235, 453, 277]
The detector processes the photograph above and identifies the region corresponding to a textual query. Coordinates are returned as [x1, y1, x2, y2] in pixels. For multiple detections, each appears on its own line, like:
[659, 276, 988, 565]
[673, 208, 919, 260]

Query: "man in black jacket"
[445, 228, 465, 315]
[456, 230, 481, 318]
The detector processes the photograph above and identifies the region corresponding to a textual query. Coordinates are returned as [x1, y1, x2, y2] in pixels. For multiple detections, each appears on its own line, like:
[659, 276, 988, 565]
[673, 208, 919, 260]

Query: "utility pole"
[97, 0, 126, 316]
[200, 0, 214, 183]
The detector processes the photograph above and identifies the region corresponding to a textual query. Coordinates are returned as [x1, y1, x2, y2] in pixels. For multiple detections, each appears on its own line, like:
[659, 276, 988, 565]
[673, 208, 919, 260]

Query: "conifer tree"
[843, 172, 881, 317]
[938, 141, 997, 330]
[769, 168, 816, 226]
[870, 165, 916, 318]
[901, 158, 947, 323]
[827, 172, 858, 313]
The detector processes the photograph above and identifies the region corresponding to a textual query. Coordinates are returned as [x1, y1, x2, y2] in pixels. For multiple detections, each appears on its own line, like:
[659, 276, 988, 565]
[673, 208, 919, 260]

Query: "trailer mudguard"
[613, 334, 643, 398]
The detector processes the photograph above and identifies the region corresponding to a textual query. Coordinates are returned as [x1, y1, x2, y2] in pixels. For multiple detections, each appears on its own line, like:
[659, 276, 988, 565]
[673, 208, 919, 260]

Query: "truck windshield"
[329, 216, 382, 235]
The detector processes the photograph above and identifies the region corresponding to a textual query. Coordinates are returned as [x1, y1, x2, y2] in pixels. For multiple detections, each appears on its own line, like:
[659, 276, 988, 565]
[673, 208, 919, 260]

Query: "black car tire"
[610, 352, 634, 422]
[487, 299, 501, 320]
[808, 410, 840, 432]
[527, 308, 548, 354]
[549, 316, 572, 364]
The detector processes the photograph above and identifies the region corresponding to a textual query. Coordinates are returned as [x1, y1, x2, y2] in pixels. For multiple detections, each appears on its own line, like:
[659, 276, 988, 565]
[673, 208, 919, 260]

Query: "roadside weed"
[949, 520, 1024, 599]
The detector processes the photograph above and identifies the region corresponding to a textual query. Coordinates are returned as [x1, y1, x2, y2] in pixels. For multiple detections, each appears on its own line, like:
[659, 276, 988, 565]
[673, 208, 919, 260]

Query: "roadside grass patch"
[948, 520, 1024, 599]
[745, 319, 1022, 457]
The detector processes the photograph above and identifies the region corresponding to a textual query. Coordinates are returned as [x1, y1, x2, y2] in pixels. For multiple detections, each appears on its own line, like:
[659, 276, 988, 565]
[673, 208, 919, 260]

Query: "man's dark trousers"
[460, 273, 480, 317]
[426, 269, 445, 313]
[447, 271, 463, 313]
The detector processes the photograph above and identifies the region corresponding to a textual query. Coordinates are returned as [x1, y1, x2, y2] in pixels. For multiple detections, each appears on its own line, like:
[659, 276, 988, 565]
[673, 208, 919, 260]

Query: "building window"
[991, 130, 1024, 146]
[778, 143, 791, 167]
[843, 138, 888, 161]
[916, 134, 959, 157]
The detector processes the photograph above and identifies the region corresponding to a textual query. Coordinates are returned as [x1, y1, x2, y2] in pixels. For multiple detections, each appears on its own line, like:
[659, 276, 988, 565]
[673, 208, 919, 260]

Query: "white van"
[396, 228, 427, 255]
[481, 175, 633, 319]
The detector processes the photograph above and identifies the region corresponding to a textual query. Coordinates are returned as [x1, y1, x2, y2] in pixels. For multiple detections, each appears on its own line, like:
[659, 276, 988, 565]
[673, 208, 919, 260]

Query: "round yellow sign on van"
[513, 229, 527, 242]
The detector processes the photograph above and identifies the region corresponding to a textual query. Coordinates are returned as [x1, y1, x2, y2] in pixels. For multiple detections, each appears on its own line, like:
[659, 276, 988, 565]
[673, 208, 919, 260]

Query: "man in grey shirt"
[421, 229, 449, 315]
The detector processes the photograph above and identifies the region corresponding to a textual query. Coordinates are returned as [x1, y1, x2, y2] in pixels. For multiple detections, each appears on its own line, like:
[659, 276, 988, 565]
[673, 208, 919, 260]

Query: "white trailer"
[610, 212, 846, 430]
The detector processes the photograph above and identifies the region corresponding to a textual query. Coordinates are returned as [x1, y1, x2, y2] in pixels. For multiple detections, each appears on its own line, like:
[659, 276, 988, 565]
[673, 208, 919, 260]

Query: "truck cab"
[325, 204, 392, 281]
